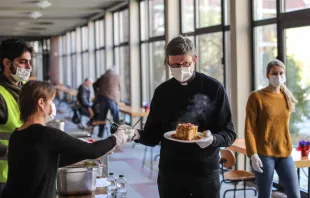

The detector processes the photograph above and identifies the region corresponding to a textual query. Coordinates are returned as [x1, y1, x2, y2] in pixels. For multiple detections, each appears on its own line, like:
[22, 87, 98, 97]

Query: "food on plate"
[173, 123, 198, 140]
[65, 160, 98, 168]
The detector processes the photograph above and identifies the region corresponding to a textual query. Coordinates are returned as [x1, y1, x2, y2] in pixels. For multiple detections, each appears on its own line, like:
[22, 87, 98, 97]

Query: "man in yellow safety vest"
[0, 38, 33, 196]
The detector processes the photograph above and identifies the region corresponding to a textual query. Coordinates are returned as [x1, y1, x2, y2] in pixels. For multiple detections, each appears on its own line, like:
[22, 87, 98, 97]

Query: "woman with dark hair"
[2, 80, 132, 198]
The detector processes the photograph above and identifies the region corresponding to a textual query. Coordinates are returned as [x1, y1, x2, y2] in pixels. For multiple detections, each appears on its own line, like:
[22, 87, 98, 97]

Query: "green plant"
[286, 55, 310, 137]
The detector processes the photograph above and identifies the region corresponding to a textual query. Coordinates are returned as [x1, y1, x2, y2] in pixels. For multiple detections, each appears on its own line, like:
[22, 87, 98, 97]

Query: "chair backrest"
[220, 149, 236, 169]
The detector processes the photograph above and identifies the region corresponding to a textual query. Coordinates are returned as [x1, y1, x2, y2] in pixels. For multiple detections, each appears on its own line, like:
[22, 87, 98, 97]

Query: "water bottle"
[107, 173, 117, 198]
[116, 175, 127, 198]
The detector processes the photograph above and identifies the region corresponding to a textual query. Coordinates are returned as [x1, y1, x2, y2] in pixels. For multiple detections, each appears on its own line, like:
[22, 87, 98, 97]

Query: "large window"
[180, 0, 230, 86]
[95, 19, 105, 77]
[140, 0, 166, 104]
[113, 9, 130, 104]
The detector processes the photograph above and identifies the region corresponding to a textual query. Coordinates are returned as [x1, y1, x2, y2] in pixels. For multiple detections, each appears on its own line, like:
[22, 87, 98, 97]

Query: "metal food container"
[47, 120, 65, 131]
[56, 166, 98, 195]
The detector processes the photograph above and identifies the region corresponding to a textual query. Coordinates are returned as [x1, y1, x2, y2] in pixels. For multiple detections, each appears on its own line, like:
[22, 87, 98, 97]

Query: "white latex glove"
[251, 154, 263, 173]
[118, 124, 140, 141]
[112, 129, 129, 147]
[196, 130, 214, 148]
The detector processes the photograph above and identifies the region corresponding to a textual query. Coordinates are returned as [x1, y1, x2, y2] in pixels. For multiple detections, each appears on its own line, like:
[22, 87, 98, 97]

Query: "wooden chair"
[220, 149, 257, 198]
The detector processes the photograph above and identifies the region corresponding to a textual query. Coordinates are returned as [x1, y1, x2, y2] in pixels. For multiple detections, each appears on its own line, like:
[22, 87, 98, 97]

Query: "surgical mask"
[9, 61, 31, 82]
[170, 67, 193, 82]
[269, 74, 286, 87]
[42, 102, 56, 123]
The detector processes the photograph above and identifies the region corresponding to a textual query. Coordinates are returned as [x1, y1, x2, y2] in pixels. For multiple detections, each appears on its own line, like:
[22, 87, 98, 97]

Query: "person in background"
[0, 38, 33, 196]
[2, 80, 133, 198]
[77, 78, 94, 128]
[93, 67, 120, 138]
[245, 59, 300, 198]
[116, 36, 236, 198]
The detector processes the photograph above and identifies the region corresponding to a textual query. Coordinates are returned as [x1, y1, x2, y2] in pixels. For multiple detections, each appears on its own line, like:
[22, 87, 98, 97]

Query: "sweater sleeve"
[244, 92, 259, 158]
[210, 86, 236, 147]
[135, 89, 162, 147]
[41, 127, 116, 162]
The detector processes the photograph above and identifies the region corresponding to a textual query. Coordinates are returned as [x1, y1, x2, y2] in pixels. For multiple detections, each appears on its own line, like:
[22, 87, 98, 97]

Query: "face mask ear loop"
[7, 60, 16, 75]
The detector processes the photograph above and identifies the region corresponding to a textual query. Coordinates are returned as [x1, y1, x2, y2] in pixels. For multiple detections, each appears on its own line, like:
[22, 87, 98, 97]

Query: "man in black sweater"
[118, 36, 236, 198]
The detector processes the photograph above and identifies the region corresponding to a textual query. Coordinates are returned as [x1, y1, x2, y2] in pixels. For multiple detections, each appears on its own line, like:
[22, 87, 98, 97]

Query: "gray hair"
[165, 36, 196, 56]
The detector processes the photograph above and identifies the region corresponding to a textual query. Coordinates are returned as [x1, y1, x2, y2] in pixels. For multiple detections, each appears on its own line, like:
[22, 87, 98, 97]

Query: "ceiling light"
[29, 11, 42, 19]
[35, 0, 52, 9]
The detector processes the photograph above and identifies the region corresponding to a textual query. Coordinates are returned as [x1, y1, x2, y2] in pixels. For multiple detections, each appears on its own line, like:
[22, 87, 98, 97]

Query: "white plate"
[164, 131, 208, 143]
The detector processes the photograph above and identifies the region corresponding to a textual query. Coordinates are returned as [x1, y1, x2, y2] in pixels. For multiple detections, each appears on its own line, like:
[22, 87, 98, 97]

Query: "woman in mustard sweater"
[244, 59, 300, 198]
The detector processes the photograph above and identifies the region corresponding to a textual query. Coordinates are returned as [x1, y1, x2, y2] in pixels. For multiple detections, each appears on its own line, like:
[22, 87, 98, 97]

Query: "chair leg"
[150, 147, 153, 171]
[142, 146, 147, 168]
[233, 182, 237, 198]
[243, 181, 246, 198]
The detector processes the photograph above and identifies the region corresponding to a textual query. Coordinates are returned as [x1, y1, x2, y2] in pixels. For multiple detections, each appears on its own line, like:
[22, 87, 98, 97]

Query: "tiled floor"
[56, 100, 292, 198]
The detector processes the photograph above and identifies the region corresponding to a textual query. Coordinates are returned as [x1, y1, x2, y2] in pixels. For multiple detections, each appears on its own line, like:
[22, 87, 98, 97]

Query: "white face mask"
[269, 74, 286, 87]
[9, 62, 31, 82]
[170, 67, 193, 83]
[42, 102, 56, 123]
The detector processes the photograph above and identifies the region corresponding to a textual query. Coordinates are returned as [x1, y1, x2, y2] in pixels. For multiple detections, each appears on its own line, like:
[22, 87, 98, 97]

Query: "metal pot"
[47, 120, 65, 131]
[56, 167, 98, 195]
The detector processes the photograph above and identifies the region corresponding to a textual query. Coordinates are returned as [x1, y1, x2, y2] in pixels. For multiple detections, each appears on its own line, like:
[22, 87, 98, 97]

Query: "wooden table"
[55, 85, 78, 97]
[118, 102, 149, 118]
[228, 138, 310, 197]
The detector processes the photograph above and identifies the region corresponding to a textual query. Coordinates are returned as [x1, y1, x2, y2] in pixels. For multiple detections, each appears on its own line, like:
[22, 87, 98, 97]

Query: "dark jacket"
[77, 85, 92, 108]
[136, 72, 236, 175]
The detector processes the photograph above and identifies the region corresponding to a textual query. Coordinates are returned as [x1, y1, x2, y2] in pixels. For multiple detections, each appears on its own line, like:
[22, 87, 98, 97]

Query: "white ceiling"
[0, 0, 127, 37]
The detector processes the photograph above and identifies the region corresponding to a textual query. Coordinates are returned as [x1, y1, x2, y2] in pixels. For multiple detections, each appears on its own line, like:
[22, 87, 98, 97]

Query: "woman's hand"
[118, 124, 140, 141]
[112, 129, 129, 147]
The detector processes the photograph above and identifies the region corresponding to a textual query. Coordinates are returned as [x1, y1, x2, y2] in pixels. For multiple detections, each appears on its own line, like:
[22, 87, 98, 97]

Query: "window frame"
[139, 0, 166, 106]
[179, 0, 230, 88]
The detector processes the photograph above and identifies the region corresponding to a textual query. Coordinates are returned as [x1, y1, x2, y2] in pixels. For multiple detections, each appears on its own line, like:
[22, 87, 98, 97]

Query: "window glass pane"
[82, 26, 88, 51]
[114, 47, 120, 74]
[82, 52, 89, 80]
[95, 20, 100, 49]
[76, 53, 83, 87]
[114, 13, 120, 45]
[141, 43, 150, 104]
[100, 20, 104, 47]
[150, 41, 166, 97]
[140, 1, 149, 41]
[285, 26, 310, 148]
[88, 22, 95, 51]
[285, 0, 310, 12]
[120, 9, 129, 43]
[120, 46, 130, 104]
[254, 25, 277, 89]
[254, 0, 277, 20]
[58, 55, 64, 84]
[198, 0, 221, 28]
[89, 52, 95, 81]
[198, 33, 224, 83]
[76, 28, 82, 53]
[71, 54, 77, 88]
[150, 0, 165, 37]
[71, 31, 76, 53]
[181, 0, 194, 33]
[66, 55, 72, 87]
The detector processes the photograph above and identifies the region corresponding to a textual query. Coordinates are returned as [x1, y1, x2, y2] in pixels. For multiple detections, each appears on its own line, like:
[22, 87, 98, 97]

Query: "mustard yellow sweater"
[244, 89, 292, 158]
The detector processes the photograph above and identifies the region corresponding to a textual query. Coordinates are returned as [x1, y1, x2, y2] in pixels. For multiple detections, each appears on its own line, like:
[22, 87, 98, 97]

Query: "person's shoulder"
[196, 72, 224, 89]
[154, 78, 175, 94]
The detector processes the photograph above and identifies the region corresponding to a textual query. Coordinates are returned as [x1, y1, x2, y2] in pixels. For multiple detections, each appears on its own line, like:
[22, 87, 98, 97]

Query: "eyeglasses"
[168, 62, 193, 68]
